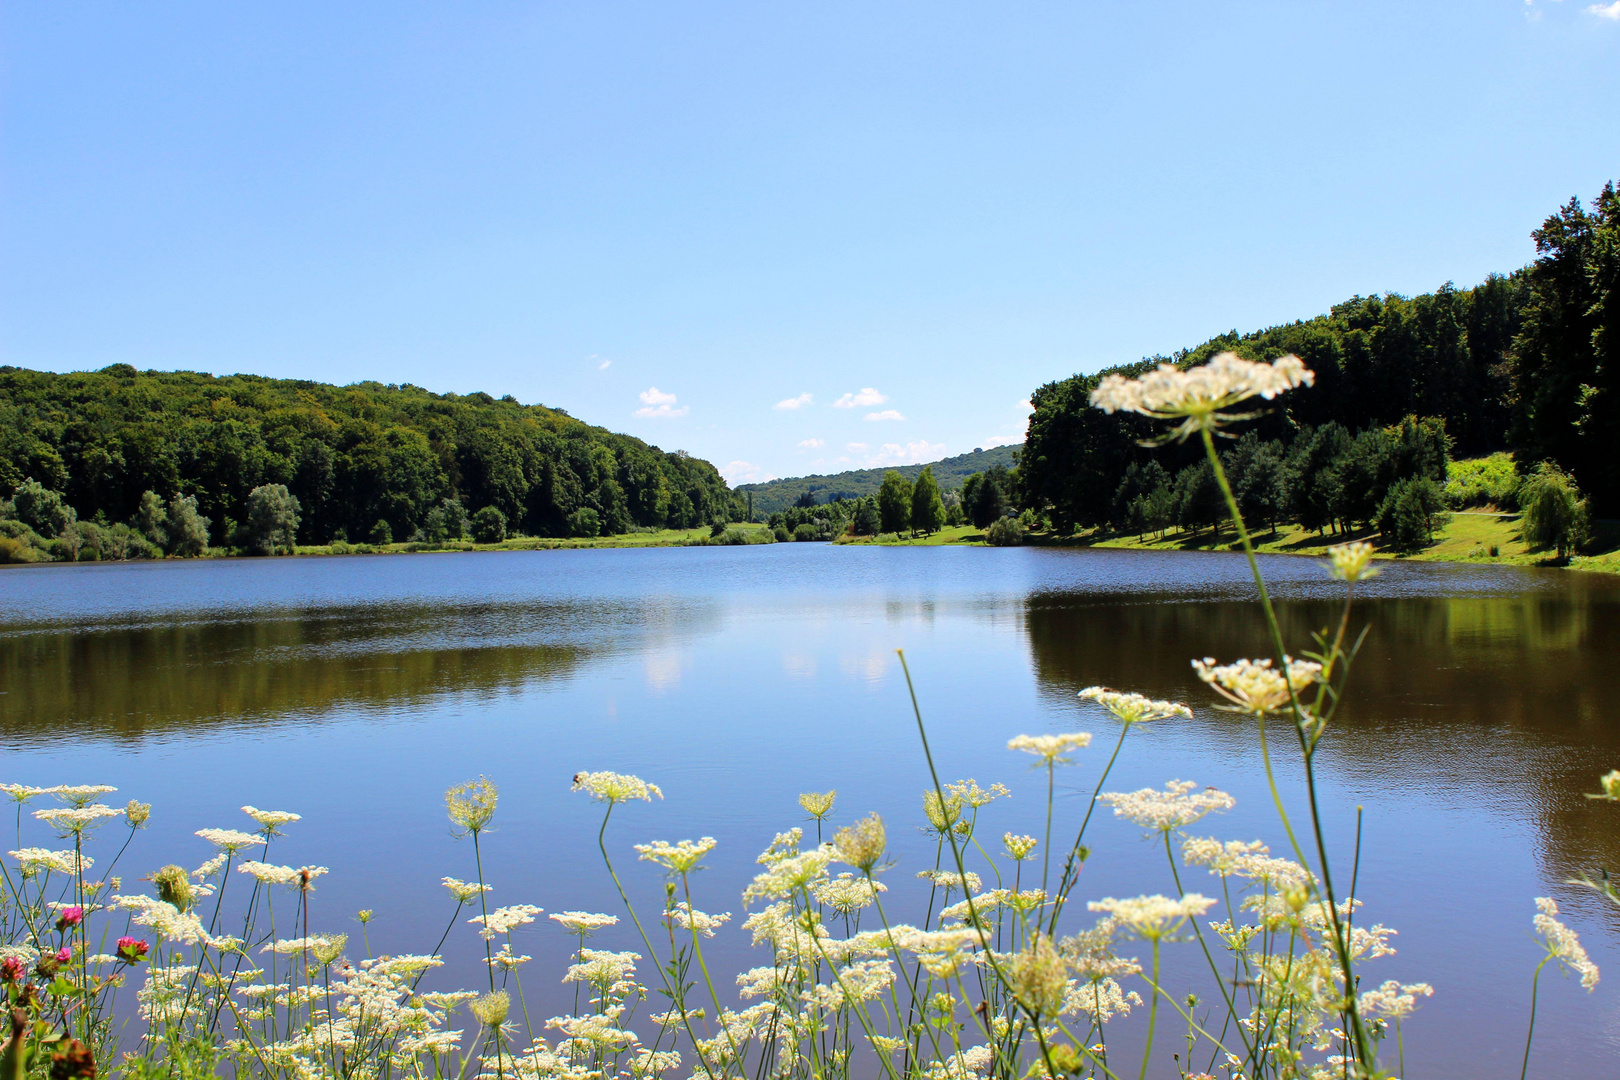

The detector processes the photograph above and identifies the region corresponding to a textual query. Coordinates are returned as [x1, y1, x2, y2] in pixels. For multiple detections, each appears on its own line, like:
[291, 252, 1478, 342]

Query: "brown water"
[2, 546, 1617, 1074]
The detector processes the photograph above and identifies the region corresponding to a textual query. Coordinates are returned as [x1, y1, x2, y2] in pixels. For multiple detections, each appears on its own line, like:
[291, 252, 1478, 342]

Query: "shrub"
[245, 484, 302, 555]
[792, 523, 817, 542]
[370, 519, 394, 545]
[1445, 452, 1519, 509]
[773, 525, 791, 543]
[1520, 462, 1590, 558]
[1376, 477, 1448, 552]
[10, 478, 75, 537]
[984, 515, 1025, 546]
[566, 507, 601, 538]
[471, 505, 508, 544]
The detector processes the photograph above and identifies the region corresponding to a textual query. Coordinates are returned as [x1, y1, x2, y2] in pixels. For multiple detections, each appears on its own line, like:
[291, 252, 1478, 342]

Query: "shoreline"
[9, 513, 1620, 575]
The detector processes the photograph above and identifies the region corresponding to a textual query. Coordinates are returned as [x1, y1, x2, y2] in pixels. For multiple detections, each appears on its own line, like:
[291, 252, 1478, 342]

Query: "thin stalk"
[1047, 722, 1131, 933]
[1520, 956, 1550, 1080]
[1138, 940, 1160, 1080]
[1200, 423, 1377, 1071]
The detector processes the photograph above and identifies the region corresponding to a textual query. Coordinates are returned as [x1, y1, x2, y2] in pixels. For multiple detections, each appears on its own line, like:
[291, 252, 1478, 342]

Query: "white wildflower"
[241, 806, 301, 834]
[0, 785, 49, 803]
[192, 854, 228, 880]
[1079, 687, 1192, 725]
[194, 828, 262, 853]
[1007, 732, 1092, 764]
[115, 894, 213, 946]
[1358, 980, 1432, 1020]
[33, 805, 121, 834]
[486, 943, 531, 971]
[1089, 351, 1313, 440]
[1193, 656, 1321, 715]
[743, 846, 832, 902]
[1533, 897, 1599, 990]
[1063, 976, 1143, 1023]
[1003, 833, 1038, 860]
[469, 904, 542, 941]
[917, 869, 982, 895]
[1087, 894, 1216, 940]
[549, 910, 617, 935]
[9, 848, 91, 876]
[564, 949, 641, 993]
[634, 837, 717, 873]
[947, 780, 1010, 808]
[442, 877, 492, 903]
[571, 771, 663, 804]
[812, 873, 886, 914]
[1099, 780, 1235, 832]
[1327, 541, 1378, 583]
[48, 785, 118, 806]
[664, 903, 731, 937]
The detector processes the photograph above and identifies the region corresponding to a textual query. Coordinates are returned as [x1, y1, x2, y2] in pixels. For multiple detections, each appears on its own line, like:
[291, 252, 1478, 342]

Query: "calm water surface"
[3, 546, 1619, 1075]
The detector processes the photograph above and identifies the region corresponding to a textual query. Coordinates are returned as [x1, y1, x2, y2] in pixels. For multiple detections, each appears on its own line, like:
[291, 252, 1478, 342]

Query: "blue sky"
[3, 2, 1617, 484]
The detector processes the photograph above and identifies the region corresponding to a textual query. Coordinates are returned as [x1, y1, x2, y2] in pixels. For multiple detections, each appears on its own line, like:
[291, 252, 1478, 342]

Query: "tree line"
[0, 366, 741, 560]
[1020, 180, 1619, 541]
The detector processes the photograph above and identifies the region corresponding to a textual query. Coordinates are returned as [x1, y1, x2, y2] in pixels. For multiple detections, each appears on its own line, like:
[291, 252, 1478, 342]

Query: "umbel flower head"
[1087, 894, 1216, 941]
[1327, 540, 1378, 584]
[1193, 656, 1321, 715]
[1007, 732, 1092, 765]
[1532, 897, 1599, 990]
[1003, 833, 1038, 861]
[1099, 781, 1235, 832]
[1089, 351, 1314, 441]
[1079, 687, 1192, 726]
[571, 771, 663, 805]
[798, 790, 836, 820]
[832, 813, 887, 874]
[469, 989, 511, 1027]
[634, 837, 717, 874]
[446, 776, 498, 835]
[1589, 770, 1620, 802]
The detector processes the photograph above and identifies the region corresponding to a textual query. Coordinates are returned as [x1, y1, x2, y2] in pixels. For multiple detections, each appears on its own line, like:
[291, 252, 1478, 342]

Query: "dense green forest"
[0, 367, 739, 557]
[1020, 181, 1619, 546]
[736, 445, 1019, 515]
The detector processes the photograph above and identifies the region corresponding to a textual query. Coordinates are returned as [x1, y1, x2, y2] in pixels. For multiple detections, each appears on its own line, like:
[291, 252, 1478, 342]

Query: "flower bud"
[55, 906, 84, 932]
[116, 936, 150, 965]
[470, 989, 510, 1027]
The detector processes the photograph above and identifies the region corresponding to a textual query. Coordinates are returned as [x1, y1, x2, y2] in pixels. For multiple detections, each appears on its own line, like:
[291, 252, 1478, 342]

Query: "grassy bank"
[834, 513, 1620, 573]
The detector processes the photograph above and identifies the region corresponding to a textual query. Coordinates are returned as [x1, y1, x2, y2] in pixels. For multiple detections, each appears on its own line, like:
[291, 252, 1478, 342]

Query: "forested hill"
[1020, 180, 1620, 529]
[737, 445, 1020, 515]
[0, 366, 737, 543]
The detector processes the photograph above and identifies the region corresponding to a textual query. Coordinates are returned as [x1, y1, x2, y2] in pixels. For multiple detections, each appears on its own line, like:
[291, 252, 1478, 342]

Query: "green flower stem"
[1138, 939, 1160, 1080]
[470, 830, 495, 990]
[1162, 830, 1253, 1066]
[1520, 955, 1551, 1080]
[1047, 722, 1131, 934]
[1199, 423, 1378, 1072]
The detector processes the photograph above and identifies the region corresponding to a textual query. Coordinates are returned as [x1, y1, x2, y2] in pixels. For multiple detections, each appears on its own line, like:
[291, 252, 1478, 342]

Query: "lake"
[3, 545, 1618, 1075]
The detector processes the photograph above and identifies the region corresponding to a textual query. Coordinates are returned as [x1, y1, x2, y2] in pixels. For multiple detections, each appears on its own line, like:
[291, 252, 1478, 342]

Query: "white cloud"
[864, 409, 906, 422]
[798, 438, 824, 449]
[981, 435, 1023, 449]
[832, 387, 887, 408]
[1018, 399, 1034, 413]
[634, 386, 688, 418]
[1590, 1, 1620, 18]
[868, 440, 946, 467]
[722, 460, 772, 484]
[595, 356, 612, 370]
[774, 392, 813, 410]
[846, 442, 868, 453]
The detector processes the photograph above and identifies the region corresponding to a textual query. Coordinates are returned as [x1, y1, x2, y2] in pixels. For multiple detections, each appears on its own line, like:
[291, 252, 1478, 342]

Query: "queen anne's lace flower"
[1099, 780, 1235, 832]
[1357, 979, 1433, 1020]
[194, 828, 262, 852]
[1087, 894, 1216, 940]
[664, 903, 731, 937]
[1533, 897, 1599, 990]
[1003, 833, 1038, 861]
[48, 785, 118, 806]
[469, 904, 543, 940]
[743, 846, 831, 902]
[1079, 688, 1192, 725]
[445, 777, 497, 834]
[10, 848, 92, 876]
[1007, 732, 1092, 764]
[1089, 351, 1314, 440]
[634, 837, 717, 873]
[0, 785, 48, 803]
[917, 869, 982, 895]
[549, 910, 618, 935]
[1327, 541, 1378, 583]
[571, 771, 662, 804]
[241, 806, 301, 833]
[1193, 657, 1321, 714]
[812, 873, 886, 914]
[832, 813, 886, 873]
[33, 805, 121, 834]
[798, 790, 836, 819]
[1063, 976, 1143, 1023]
[115, 895, 214, 946]
[441, 877, 491, 903]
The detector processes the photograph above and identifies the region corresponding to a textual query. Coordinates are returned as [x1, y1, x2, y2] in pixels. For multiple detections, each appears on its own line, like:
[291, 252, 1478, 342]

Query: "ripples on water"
[2, 545, 1618, 1074]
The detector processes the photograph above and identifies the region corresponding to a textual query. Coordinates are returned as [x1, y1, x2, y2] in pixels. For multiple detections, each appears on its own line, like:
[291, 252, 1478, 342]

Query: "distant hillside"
[738, 445, 1021, 515]
[0, 365, 737, 542]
